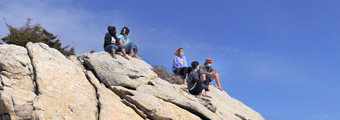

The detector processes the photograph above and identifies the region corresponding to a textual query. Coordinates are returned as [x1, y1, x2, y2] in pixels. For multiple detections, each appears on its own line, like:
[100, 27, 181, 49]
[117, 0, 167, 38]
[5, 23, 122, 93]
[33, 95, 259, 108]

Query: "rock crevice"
[26, 46, 39, 96]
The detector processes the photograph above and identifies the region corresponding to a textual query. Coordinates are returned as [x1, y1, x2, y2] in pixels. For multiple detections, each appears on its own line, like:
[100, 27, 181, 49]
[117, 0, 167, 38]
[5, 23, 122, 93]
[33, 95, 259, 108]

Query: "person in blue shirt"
[172, 48, 192, 85]
[103, 26, 129, 60]
[118, 27, 141, 59]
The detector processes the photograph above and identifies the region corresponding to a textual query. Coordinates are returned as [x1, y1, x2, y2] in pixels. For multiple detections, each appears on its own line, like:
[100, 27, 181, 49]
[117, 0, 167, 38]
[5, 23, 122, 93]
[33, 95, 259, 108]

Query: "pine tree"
[1, 18, 75, 56]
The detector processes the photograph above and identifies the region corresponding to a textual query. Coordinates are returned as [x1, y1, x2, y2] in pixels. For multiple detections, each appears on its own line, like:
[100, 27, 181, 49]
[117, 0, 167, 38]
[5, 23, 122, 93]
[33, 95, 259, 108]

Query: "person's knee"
[211, 72, 218, 77]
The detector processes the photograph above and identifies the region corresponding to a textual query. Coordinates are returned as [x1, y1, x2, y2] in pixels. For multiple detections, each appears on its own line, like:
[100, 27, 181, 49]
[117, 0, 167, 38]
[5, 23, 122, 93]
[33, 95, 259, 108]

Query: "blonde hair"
[174, 48, 183, 57]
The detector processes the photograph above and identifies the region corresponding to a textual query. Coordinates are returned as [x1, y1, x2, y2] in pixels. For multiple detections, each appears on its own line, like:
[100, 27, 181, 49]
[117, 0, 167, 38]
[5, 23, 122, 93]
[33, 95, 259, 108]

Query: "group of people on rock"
[104, 26, 141, 60]
[103, 26, 222, 98]
[172, 48, 223, 98]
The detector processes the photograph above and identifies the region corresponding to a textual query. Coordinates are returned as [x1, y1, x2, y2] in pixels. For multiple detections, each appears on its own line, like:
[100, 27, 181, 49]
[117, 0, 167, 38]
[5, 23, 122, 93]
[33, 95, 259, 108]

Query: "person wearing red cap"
[199, 57, 223, 97]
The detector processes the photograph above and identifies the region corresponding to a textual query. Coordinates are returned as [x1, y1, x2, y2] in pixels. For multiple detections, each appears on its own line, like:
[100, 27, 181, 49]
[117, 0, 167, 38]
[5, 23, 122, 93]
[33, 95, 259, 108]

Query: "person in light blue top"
[118, 27, 141, 59]
[172, 48, 192, 85]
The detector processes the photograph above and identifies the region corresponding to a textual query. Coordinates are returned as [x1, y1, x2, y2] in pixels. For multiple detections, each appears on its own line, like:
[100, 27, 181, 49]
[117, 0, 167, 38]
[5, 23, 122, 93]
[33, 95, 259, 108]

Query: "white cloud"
[0, 0, 126, 54]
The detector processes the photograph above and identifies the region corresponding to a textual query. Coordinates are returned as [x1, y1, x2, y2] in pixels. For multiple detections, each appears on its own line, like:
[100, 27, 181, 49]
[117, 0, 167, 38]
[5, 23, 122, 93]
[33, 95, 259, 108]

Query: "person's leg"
[121, 49, 129, 60]
[197, 79, 204, 98]
[189, 79, 203, 98]
[175, 67, 187, 84]
[200, 73, 210, 95]
[130, 48, 133, 56]
[127, 42, 134, 56]
[210, 72, 222, 90]
[129, 43, 141, 59]
[132, 43, 141, 59]
[105, 45, 117, 59]
[201, 74, 210, 89]
[118, 45, 129, 60]
[202, 79, 210, 90]
[175, 67, 184, 78]
[200, 73, 206, 80]
[203, 74, 212, 98]
[124, 43, 132, 55]
[182, 67, 188, 85]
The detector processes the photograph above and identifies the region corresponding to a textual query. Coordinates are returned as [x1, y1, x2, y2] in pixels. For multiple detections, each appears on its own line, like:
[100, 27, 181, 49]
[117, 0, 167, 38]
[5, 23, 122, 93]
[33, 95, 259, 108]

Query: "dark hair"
[191, 61, 199, 70]
[174, 47, 183, 57]
[120, 26, 130, 35]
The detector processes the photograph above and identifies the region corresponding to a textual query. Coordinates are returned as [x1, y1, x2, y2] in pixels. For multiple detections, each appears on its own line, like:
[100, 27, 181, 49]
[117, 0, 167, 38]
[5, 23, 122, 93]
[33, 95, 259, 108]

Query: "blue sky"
[1, 0, 340, 119]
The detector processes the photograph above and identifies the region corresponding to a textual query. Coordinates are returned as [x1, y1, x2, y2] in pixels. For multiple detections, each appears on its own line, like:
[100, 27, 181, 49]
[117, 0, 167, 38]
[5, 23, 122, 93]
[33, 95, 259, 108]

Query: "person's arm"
[104, 34, 111, 44]
[118, 35, 125, 45]
[210, 66, 216, 73]
[119, 39, 124, 45]
[199, 66, 210, 75]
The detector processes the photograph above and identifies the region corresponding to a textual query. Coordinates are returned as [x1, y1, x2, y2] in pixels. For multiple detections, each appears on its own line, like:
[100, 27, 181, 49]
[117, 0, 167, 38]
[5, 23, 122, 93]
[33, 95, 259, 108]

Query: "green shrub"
[1, 18, 75, 56]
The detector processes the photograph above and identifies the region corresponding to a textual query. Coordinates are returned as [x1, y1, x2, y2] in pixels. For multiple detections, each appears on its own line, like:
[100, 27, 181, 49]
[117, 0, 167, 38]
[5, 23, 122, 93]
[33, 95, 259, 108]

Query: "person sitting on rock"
[104, 26, 129, 60]
[172, 47, 192, 85]
[187, 61, 204, 98]
[199, 57, 223, 98]
[118, 27, 141, 59]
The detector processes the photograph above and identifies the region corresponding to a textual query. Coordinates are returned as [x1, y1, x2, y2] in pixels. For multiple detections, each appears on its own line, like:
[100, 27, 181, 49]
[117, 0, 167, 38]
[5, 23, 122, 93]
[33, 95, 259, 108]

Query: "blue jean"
[124, 42, 138, 54]
[104, 44, 125, 52]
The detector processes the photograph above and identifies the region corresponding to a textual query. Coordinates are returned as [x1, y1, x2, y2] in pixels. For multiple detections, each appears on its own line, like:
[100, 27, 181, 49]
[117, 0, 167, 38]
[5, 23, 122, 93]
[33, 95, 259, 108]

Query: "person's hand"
[211, 71, 216, 74]
[116, 46, 118, 49]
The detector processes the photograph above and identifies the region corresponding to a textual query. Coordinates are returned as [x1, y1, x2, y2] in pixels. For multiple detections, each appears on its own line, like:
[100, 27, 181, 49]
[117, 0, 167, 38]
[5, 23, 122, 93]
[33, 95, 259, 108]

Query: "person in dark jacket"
[187, 61, 204, 98]
[104, 26, 129, 59]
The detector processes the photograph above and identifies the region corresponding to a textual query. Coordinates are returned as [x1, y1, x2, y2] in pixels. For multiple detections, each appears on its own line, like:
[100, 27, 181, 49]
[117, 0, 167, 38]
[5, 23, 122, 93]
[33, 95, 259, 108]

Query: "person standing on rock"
[187, 61, 204, 98]
[172, 48, 192, 85]
[104, 26, 129, 60]
[118, 27, 141, 59]
[199, 57, 223, 98]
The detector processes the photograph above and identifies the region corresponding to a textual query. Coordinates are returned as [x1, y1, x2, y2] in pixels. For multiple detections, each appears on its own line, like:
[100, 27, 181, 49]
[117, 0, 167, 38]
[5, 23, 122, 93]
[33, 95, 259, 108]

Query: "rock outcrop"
[26, 43, 98, 120]
[0, 42, 264, 120]
[0, 45, 36, 120]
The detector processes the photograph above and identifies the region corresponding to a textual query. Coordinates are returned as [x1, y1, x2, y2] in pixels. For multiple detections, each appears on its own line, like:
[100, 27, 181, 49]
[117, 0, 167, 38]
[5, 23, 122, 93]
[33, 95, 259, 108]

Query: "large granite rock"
[209, 85, 264, 120]
[0, 44, 36, 120]
[26, 43, 98, 120]
[78, 52, 157, 89]
[112, 86, 201, 120]
[0, 43, 264, 120]
[85, 71, 143, 120]
[136, 78, 222, 120]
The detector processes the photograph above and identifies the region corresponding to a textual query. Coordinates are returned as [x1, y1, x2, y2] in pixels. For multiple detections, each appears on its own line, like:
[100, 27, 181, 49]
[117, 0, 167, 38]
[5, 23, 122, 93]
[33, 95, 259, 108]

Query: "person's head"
[120, 26, 130, 37]
[191, 61, 199, 70]
[205, 57, 212, 66]
[107, 26, 116, 36]
[174, 48, 184, 57]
